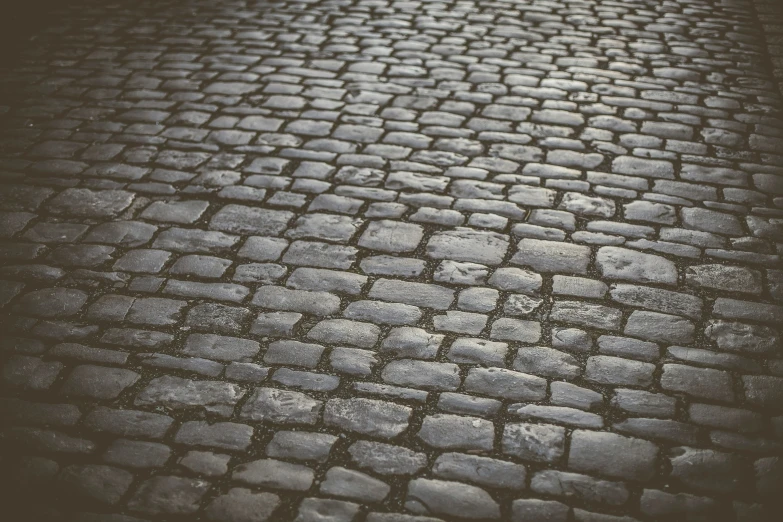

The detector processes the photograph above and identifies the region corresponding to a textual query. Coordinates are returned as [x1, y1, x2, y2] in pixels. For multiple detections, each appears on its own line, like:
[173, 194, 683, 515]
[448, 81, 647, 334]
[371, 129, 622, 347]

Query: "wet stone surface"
[1, 0, 783, 520]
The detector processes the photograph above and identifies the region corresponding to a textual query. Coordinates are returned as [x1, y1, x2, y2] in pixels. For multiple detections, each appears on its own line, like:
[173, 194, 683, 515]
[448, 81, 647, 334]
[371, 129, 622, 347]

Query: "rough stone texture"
[405, 478, 500, 519]
[2, 1, 782, 519]
[324, 398, 411, 439]
[596, 247, 678, 285]
[205, 489, 281, 522]
[502, 423, 566, 463]
[426, 228, 509, 265]
[57, 464, 134, 505]
[568, 430, 659, 481]
[127, 476, 210, 515]
[240, 388, 323, 425]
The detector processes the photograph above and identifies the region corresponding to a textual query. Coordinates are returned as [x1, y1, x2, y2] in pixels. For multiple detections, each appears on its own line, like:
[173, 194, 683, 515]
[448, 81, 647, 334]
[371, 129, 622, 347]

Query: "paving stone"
[307, 318, 380, 347]
[175, 421, 253, 451]
[446, 337, 507, 367]
[597, 335, 660, 362]
[382, 359, 461, 391]
[3, 355, 63, 390]
[405, 478, 500, 520]
[128, 476, 210, 515]
[568, 430, 659, 481]
[669, 447, 748, 493]
[135, 375, 244, 417]
[205, 488, 281, 522]
[712, 297, 783, 325]
[251, 311, 301, 337]
[267, 431, 338, 463]
[612, 156, 674, 179]
[512, 239, 590, 274]
[369, 279, 454, 310]
[5, 426, 96, 454]
[503, 294, 544, 317]
[57, 464, 133, 505]
[359, 220, 424, 252]
[114, 249, 170, 273]
[48, 188, 134, 218]
[513, 346, 580, 378]
[321, 467, 391, 503]
[83, 407, 173, 439]
[742, 375, 783, 410]
[295, 498, 360, 522]
[624, 311, 695, 344]
[433, 452, 526, 490]
[103, 439, 171, 469]
[614, 417, 699, 445]
[503, 422, 565, 463]
[553, 276, 608, 298]
[510, 404, 604, 429]
[490, 318, 542, 342]
[15, 288, 87, 318]
[265, 340, 325, 368]
[211, 204, 294, 235]
[639, 489, 718, 520]
[273, 368, 340, 392]
[585, 356, 655, 387]
[253, 286, 341, 316]
[550, 301, 623, 331]
[349, 441, 427, 476]
[179, 451, 231, 476]
[330, 347, 377, 377]
[360, 255, 426, 277]
[185, 303, 250, 335]
[426, 228, 509, 265]
[596, 246, 677, 284]
[141, 200, 208, 224]
[686, 264, 762, 294]
[240, 387, 323, 425]
[344, 300, 421, 326]
[433, 310, 487, 334]
[417, 414, 495, 451]
[153, 227, 238, 254]
[380, 328, 442, 361]
[754, 456, 782, 498]
[1, 397, 80, 427]
[286, 213, 363, 243]
[551, 381, 604, 410]
[533, 469, 630, 507]
[609, 284, 702, 319]
[169, 255, 231, 278]
[488, 267, 542, 294]
[324, 398, 411, 439]
[660, 364, 734, 402]
[559, 192, 615, 218]
[287, 267, 366, 295]
[623, 200, 676, 224]
[511, 499, 570, 522]
[464, 367, 547, 401]
[60, 365, 139, 399]
[182, 333, 259, 362]
[681, 207, 744, 236]
[233, 458, 314, 491]
[705, 320, 779, 354]
[434, 260, 489, 285]
[238, 236, 289, 262]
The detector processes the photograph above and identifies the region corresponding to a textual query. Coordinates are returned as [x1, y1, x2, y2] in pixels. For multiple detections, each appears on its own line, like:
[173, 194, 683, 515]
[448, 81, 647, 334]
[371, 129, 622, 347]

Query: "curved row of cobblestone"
[1, 0, 782, 521]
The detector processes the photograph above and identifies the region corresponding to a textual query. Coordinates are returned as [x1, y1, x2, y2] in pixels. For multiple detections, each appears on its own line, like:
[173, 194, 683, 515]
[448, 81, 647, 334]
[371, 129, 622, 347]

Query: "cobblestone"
[2, 0, 783, 519]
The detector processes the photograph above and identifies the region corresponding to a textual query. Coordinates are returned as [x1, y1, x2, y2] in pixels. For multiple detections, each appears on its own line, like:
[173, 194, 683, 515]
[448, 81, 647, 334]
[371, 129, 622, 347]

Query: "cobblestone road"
[1, 0, 782, 520]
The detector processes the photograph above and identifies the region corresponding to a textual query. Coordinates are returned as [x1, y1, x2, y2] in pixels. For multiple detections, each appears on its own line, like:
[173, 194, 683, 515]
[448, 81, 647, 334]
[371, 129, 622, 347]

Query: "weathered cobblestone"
[2, 0, 782, 519]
